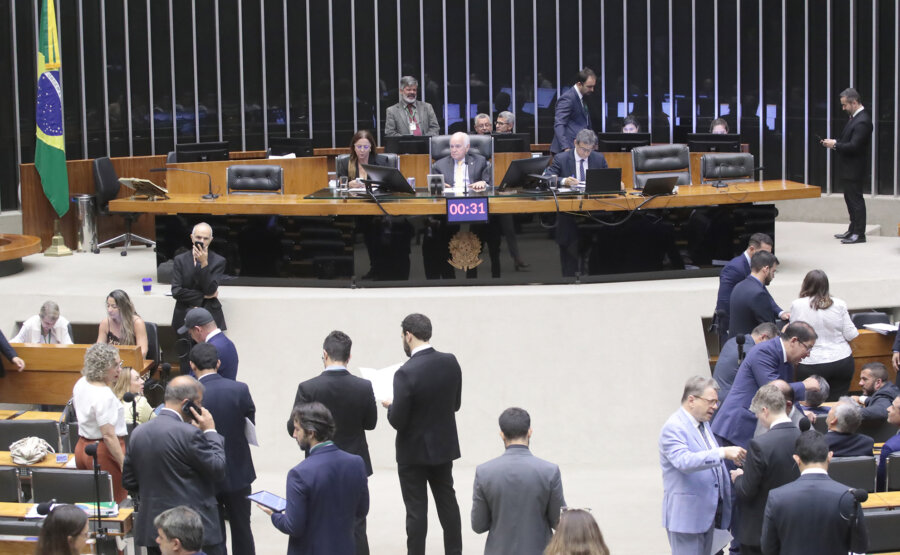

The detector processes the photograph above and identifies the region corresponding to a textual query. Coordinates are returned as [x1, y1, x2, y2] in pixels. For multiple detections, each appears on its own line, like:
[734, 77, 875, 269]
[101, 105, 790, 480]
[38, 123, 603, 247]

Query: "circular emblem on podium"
[447, 231, 483, 271]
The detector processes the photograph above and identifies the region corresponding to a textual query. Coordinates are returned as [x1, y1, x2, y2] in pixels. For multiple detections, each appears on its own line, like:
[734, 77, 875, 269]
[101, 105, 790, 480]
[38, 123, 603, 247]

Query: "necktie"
[698, 423, 712, 449]
[579, 158, 585, 182]
[407, 104, 422, 136]
[699, 421, 725, 525]
[582, 99, 592, 129]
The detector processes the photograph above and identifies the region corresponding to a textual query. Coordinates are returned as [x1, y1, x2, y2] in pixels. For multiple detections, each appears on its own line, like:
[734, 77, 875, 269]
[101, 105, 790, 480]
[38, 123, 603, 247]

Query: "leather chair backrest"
[226, 165, 284, 194]
[144, 321, 160, 365]
[700, 153, 754, 183]
[430, 135, 493, 161]
[0, 467, 20, 502]
[166, 151, 177, 163]
[382, 153, 401, 168]
[430, 135, 452, 160]
[887, 453, 900, 491]
[861, 509, 900, 552]
[851, 311, 890, 328]
[827, 455, 877, 492]
[632, 144, 691, 189]
[0, 420, 61, 453]
[31, 468, 114, 503]
[93, 157, 121, 210]
[335, 154, 350, 170]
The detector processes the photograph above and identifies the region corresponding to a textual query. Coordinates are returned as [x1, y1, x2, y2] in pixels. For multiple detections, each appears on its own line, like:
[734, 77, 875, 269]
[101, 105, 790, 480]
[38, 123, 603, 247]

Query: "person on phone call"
[178, 307, 239, 381]
[124, 375, 227, 555]
[171, 222, 227, 337]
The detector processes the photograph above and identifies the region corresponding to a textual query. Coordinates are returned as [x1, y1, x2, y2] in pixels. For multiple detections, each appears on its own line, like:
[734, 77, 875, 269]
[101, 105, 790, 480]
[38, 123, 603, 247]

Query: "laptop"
[640, 176, 679, 196]
[584, 168, 624, 195]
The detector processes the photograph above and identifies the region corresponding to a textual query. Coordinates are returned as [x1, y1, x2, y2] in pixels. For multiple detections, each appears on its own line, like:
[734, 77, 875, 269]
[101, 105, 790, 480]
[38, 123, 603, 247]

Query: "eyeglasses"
[354, 144, 371, 150]
[696, 396, 719, 407]
[799, 341, 814, 352]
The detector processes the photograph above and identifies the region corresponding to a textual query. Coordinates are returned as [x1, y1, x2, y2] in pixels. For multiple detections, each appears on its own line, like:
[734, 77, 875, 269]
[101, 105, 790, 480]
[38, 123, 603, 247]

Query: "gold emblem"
[447, 231, 483, 271]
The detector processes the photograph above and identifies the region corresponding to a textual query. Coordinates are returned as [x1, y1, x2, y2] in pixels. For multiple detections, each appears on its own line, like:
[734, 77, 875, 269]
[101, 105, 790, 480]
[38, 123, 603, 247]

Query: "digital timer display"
[446, 197, 490, 223]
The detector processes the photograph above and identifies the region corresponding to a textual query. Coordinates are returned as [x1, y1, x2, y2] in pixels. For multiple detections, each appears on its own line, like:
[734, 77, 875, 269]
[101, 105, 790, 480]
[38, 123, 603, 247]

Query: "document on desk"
[360, 363, 403, 402]
[244, 417, 259, 446]
[863, 323, 899, 335]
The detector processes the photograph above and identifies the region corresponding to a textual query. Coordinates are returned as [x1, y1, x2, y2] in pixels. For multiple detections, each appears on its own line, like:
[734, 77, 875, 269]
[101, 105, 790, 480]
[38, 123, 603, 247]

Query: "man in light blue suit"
[659, 376, 747, 555]
[550, 68, 595, 154]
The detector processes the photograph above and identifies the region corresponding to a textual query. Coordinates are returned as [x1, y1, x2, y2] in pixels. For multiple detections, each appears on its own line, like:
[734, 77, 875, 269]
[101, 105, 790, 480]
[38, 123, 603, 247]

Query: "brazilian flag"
[34, 0, 69, 218]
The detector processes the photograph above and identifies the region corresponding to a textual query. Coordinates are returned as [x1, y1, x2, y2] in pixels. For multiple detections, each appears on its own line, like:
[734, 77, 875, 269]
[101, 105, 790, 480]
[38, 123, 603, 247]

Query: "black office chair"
[827, 455, 877, 492]
[0, 466, 21, 502]
[94, 156, 155, 256]
[700, 153, 755, 184]
[861, 509, 900, 552]
[631, 144, 692, 189]
[0, 420, 61, 453]
[144, 321, 161, 370]
[851, 311, 891, 329]
[429, 134, 494, 184]
[166, 151, 177, 163]
[885, 453, 900, 491]
[226, 165, 284, 194]
[30, 468, 113, 503]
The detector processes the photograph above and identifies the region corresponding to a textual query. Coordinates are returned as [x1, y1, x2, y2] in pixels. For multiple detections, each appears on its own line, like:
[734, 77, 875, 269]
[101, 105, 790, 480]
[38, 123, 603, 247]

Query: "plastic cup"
[142, 277, 152, 295]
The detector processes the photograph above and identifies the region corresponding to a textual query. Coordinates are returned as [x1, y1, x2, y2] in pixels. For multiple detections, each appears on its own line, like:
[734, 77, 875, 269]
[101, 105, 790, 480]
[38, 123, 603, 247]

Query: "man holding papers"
[190, 343, 258, 555]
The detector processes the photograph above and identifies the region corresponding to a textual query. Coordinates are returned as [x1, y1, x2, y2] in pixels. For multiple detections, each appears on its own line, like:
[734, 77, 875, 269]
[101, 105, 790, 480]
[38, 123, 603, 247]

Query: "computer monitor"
[491, 133, 531, 153]
[686, 133, 742, 152]
[496, 156, 552, 191]
[596, 133, 651, 152]
[359, 164, 416, 194]
[174, 141, 230, 162]
[268, 137, 313, 157]
[383, 136, 431, 154]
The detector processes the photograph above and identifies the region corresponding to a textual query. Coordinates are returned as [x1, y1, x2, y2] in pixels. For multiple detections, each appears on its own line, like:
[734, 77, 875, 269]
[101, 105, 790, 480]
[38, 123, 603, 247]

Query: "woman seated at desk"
[97, 289, 148, 358]
[113, 366, 153, 424]
[336, 129, 393, 187]
[11, 300, 72, 344]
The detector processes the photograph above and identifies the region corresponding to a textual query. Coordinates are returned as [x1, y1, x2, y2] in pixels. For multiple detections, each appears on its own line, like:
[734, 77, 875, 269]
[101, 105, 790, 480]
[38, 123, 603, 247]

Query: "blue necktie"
[579, 158, 585, 182]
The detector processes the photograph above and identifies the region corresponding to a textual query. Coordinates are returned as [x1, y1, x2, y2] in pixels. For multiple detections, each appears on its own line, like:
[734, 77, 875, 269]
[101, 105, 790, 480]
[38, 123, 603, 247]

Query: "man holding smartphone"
[171, 222, 227, 336]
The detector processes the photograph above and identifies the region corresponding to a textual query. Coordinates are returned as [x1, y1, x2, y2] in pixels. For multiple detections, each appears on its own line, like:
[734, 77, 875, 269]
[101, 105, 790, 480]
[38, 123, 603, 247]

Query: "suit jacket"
[286, 369, 378, 475]
[551, 86, 591, 153]
[122, 410, 226, 547]
[728, 274, 782, 338]
[432, 153, 492, 187]
[712, 333, 755, 406]
[171, 249, 227, 331]
[877, 431, 900, 490]
[544, 149, 608, 180]
[471, 445, 565, 555]
[335, 153, 392, 180]
[861, 382, 900, 421]
[733, 422, 801, 546]
[715, 253, 779, 334]
[384, 100, 440, 137]
[761, 473, 868, 554]
[824, 430, 874, 457]
[659, 408, 732, 534]
[271, 443, 369, 555]
[834, 109, 873, 182]
[207, 332, 239, 381]
[388, 347, 462, 465]
[711, 338, 807, 448]
[0, 330, 17, 372]
[198, 373, 256, 492]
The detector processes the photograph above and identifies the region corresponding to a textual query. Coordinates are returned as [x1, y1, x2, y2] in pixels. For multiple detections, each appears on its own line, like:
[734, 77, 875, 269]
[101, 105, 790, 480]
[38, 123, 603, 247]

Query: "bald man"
[172, 222, 227, 334]
[432, 132, 492, 193]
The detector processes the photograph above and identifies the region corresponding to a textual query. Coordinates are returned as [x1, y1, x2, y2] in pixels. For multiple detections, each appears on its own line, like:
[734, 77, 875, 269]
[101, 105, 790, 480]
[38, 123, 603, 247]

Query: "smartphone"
[248, 491, 287, 512]
[194, 241, 204, 250]
[182, 399, 201, 422]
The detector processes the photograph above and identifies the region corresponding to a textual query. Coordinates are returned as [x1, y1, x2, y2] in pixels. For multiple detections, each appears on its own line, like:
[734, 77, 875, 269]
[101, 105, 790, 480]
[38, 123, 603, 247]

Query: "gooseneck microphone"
[36, 499, 56, 515]
[736, 334, 746, 363]
[123, 392, 137, 427]
[83, 442, 107, 541]
[149, 167, 219, 200]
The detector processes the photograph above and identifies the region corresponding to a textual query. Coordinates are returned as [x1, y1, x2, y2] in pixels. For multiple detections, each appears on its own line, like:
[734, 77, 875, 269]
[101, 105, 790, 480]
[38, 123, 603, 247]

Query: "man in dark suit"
[712, 322, 821, 450]
[179, 307, 239, 380]
[432, 132, 491, 192]
[0, 329, 25, 373]
[171, 222, 226, 334]
[154, 506, 207, 555]
[761, 431, 868, 554]
[713, 322, 778, 406]
[821, 87, 873, 244]
[713, 233, 774, 344]
[260, 402, 369, 555]
[877, 396, 900, 490]
[287, 330, 377, 555]
[385, 313, 463, 555]
[728, 251, 787, 339]
[851, 361, 900, 422]
[551, 68, 595, 153]
[730, 383, 801, 555]
[824, 399, 874, 457]
[123, 375, 226, 555]
[471, 407, 565, 555]
[544, 128, 608, 277]
[190, 343, 257, 555]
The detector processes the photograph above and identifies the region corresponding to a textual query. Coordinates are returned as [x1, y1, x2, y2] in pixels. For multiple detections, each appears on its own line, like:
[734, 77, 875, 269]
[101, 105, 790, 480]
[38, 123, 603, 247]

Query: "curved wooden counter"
[0, 234, 41, 276]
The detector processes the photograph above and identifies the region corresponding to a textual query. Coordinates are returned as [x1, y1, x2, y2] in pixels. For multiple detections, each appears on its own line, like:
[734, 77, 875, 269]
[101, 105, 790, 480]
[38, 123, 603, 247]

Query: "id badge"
[409, 122, 417, 132]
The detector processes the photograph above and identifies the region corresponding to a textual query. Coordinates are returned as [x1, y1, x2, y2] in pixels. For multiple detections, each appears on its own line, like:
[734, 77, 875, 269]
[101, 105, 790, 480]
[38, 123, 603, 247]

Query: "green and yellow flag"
[34, 0, 69, 218]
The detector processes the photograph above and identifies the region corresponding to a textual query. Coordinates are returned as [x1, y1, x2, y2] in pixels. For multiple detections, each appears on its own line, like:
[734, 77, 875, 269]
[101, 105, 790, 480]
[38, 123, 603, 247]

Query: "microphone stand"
[149, 167, 218, 200]
[84, 444, 107, 544]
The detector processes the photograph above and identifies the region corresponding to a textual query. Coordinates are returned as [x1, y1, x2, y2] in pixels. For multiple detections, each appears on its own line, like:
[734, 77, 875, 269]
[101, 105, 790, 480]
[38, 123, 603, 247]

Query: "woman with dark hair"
[96, 289, 148, 357]
[544, 508, 610, 555]
[710, 117, 729, 134]
[790, 269, 858, 399]
[336, 130, 393, 187]
[35, 504, 90, 554]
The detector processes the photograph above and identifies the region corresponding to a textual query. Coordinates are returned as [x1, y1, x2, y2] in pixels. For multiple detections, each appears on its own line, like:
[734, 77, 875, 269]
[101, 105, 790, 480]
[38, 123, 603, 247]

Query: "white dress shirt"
[789, 296, 858, 364]
[11, 315, 72, 344]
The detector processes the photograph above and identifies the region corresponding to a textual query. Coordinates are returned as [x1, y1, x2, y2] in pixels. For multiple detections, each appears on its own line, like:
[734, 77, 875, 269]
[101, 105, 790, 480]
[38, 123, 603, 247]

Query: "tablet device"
[248, 490, 287, 512]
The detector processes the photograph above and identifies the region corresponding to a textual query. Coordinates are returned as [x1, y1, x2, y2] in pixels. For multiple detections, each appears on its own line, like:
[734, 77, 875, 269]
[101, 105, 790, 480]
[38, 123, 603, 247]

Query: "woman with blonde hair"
[544, 508, 610, 555]
[112, 366, 153, 424]
[96, 289, 148, 357]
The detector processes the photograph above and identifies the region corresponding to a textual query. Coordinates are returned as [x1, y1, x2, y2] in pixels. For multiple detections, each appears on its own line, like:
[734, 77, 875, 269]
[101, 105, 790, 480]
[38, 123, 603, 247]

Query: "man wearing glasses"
[659, 376, 746, 555]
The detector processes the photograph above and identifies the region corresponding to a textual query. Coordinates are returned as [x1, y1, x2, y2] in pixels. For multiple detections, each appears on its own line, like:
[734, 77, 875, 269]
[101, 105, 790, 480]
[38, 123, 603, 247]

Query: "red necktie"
[407, 104, 422, 136]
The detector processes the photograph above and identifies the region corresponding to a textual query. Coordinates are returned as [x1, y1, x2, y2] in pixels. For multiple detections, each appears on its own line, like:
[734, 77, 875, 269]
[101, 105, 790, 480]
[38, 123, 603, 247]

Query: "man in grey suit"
[384, 76, 440, 137]
[471, 407, 565, 555]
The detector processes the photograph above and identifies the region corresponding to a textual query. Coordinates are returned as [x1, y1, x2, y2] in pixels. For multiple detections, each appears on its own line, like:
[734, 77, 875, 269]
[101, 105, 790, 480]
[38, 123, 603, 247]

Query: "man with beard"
[728, 251, 788, 339]
[385, 76, 440, 137]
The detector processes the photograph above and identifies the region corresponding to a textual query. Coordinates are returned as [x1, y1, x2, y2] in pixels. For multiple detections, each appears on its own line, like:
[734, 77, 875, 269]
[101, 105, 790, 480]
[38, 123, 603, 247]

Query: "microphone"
[84, 443, 98, 458]
[123, 392, 138, 426]
[736, 334, 746, 363]
[798, 416, 811, 432]
[36, 499, 56, 515]
[849, 488, 868, 503]
[150, 167, 218, 200]
[123, 393, 135, 403]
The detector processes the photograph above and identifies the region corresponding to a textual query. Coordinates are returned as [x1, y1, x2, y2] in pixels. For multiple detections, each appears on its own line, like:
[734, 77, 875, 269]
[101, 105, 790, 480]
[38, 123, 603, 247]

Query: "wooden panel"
[493, 152, 532, 184]
[398, 154, 432, 187]
[0, 344, 143, 405]
[164, 156, 328, 196]
[0, 235, 41, 261]
[849, 330, 897, 390]
[229, 150, 267, 160]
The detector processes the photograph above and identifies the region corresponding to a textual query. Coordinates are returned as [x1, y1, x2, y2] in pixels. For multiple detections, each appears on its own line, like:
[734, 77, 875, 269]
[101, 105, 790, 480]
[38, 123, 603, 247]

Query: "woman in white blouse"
[789, 269, 859, 400]
[11, 300, 72, 344]
[72, 343, 128, 503]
